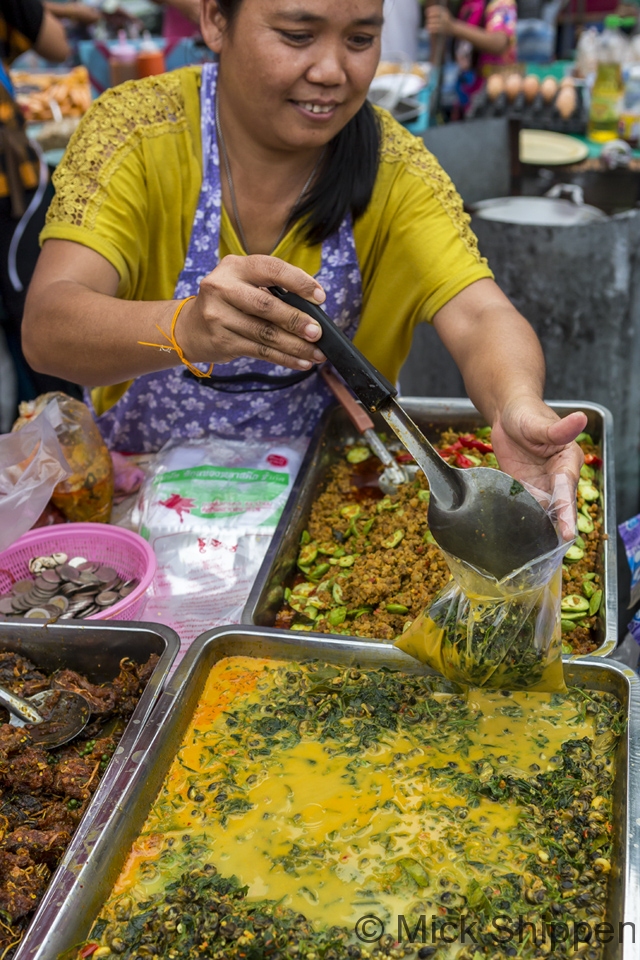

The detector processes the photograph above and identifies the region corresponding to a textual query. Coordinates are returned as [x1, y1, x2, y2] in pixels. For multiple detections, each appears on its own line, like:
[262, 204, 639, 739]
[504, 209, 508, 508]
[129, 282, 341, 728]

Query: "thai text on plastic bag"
[397, 481, 570, 692]
[0, 400, 70, 552]
[135, 437, 307, 655]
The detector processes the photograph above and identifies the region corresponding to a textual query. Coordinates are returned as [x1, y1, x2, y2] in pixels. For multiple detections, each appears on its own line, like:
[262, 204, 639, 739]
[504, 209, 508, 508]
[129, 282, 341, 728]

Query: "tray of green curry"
[243, 398, 616, 659]
[17, 626, 640, 960]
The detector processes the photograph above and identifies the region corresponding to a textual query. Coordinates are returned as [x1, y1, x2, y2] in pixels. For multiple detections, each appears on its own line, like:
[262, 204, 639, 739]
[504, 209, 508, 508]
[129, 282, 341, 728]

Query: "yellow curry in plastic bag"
[396, 544, 567, 693]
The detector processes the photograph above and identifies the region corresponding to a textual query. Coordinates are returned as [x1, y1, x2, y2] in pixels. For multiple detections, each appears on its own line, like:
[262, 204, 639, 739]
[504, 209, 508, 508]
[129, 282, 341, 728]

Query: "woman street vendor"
[22, 0, 585, 508]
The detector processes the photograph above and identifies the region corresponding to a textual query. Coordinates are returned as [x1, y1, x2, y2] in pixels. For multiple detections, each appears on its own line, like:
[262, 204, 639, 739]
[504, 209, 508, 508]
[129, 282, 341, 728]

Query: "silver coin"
[60, 582, 78, 596]
[77, 561, 99, 573]
[57, 564, 79, 582]
[41, 604, 62, 618]
[78, 571, 100, 585]
[67, 557, 88, 568]
[70, 586, 99, 599]
[49, 595, 69, 613]
[30, 592, 55, 604]
[41, 569, 61, 584]
[96, 566, 118, 584]
[101, 576, 120, 592]
[24, 607, 52, 619]
[0, 597, 15, 614]
[68, 599, 93, 612]
[12, 596, 31, 612]
[34, 577, 59, 593]
[95, 590, 119, 607]
[119, 580, 139, 597]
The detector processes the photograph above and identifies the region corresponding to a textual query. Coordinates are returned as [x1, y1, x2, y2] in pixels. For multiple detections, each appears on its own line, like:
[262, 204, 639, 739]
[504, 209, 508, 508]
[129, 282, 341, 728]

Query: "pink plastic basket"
[0, 524, 156, 621]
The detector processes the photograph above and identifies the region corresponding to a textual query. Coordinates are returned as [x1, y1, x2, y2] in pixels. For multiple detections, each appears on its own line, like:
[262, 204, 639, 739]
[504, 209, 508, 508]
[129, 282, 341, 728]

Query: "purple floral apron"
[92, 63, 363, 453]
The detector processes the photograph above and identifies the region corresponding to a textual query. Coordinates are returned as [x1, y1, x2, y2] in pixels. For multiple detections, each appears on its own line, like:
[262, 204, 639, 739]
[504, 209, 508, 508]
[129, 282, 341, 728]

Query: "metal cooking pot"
[472, 184, 607, 226]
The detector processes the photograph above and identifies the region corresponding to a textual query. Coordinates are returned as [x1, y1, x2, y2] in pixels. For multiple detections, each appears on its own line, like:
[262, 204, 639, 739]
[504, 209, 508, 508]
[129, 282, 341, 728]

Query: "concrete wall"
[402, 210, 640, 523]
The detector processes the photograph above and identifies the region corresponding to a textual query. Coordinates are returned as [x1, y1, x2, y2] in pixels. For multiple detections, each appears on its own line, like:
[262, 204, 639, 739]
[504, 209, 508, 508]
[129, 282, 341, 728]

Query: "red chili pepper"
[459, 433, 494, 454]
[395, 452, 415, 464]
[438, 441, 463, 458]
[79, 946, 99, 958]
[584, 453, 602, 468]
[455, 453, 475, 468]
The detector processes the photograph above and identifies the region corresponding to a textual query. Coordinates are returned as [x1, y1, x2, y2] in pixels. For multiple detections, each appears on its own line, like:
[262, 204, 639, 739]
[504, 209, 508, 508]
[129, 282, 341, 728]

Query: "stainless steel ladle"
[270, 287, 560, 581]
[0, 683, 91, 748]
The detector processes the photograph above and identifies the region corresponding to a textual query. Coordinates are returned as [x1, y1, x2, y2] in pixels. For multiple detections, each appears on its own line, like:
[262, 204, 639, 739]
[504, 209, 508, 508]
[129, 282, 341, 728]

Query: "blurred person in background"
[0, 0, 81, 410]
[45, 3, 101, 29]
[151, 0, 201, 40]
[426, 0, 516, 112]
[381, 0, 422, 61]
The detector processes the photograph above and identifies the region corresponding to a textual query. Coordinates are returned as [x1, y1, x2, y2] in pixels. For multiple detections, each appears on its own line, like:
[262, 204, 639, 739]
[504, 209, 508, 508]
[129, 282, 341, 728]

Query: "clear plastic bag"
[396, 481, 569, 693]
[13, 393, 113, 523]
[0, 401, 70, 552]
[135, 437, 307, 658]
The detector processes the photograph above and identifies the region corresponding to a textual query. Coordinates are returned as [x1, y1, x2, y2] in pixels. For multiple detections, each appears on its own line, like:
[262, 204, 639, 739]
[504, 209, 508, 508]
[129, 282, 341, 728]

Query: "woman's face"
[202, 0, 383, 152]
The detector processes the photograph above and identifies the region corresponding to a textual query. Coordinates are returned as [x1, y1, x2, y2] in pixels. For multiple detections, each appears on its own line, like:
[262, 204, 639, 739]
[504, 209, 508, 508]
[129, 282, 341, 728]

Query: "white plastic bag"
[0, 401, 70, 552]
[136, 437, 307, 658]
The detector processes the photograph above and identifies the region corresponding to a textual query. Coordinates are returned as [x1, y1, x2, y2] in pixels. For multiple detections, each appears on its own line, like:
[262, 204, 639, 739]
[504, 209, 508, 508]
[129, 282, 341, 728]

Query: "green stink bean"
[386, 603, 409, 615]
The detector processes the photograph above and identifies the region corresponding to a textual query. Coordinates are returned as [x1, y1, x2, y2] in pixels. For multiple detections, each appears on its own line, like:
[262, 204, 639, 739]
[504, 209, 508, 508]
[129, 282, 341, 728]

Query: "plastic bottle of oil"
[588, 16, 625, 142]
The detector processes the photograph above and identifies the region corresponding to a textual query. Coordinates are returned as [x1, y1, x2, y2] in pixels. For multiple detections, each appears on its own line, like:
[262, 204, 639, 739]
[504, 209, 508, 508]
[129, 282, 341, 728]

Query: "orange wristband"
[138, 296, 213, 379]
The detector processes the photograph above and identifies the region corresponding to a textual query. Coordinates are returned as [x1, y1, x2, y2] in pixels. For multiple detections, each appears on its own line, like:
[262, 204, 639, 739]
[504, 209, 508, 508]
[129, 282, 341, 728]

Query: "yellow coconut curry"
[80, 657, 622, 960]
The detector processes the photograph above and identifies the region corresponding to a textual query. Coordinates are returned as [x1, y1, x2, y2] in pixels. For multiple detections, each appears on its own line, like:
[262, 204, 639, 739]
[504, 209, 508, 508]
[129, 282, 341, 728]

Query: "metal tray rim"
[5, 619, 180, 960]
[242, 397, 617, 659]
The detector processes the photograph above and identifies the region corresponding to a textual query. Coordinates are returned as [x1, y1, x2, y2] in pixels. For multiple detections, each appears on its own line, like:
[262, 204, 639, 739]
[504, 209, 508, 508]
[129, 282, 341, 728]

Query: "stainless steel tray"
[20, 626, 640, 960]
[243, 398, 617, 657]
[0, 620, 179, 960]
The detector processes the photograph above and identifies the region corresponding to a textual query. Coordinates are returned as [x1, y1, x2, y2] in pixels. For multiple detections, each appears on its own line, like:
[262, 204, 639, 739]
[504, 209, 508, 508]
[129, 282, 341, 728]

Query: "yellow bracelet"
[138, 296, 213, 379]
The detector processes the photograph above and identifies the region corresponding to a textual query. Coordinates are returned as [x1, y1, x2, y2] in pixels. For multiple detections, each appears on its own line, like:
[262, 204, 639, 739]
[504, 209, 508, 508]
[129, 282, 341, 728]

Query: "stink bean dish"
[274, 428, 603, 655]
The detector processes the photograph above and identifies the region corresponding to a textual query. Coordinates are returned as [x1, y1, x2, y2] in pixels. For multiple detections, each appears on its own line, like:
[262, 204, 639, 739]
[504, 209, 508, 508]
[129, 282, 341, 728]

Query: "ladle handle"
[269, 286, 397, 411]
[269, 286, 462, 505]
[0, 684, 43, 724]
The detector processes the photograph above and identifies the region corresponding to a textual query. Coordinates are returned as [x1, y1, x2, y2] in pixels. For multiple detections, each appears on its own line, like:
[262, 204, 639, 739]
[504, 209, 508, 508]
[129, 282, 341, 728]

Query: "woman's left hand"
[490, 397, 588, 539]
[425, 4, 455, 35]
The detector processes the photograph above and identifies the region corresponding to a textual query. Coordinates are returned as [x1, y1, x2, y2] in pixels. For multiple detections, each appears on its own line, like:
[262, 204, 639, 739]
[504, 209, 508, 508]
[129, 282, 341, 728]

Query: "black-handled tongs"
[269, 286, 559, 580]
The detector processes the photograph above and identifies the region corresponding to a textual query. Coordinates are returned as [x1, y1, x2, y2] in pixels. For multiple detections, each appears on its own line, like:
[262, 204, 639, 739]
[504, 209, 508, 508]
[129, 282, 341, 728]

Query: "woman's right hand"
[178, 255, 327, 371]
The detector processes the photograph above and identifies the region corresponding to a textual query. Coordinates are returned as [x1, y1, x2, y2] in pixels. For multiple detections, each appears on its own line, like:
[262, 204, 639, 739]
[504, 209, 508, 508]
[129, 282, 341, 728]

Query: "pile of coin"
[0, 553, 139, 621]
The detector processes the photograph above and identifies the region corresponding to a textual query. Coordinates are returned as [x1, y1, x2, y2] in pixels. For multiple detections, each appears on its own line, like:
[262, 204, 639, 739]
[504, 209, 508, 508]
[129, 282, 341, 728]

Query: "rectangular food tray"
[1, 619, 180, 960]
[243, 398, 616, 657]
[22, 625, 640, 960]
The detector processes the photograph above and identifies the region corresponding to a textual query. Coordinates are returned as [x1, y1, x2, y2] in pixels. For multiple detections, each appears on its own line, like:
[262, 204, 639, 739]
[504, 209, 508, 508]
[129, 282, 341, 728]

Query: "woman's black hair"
[215, 0, 381, 245]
